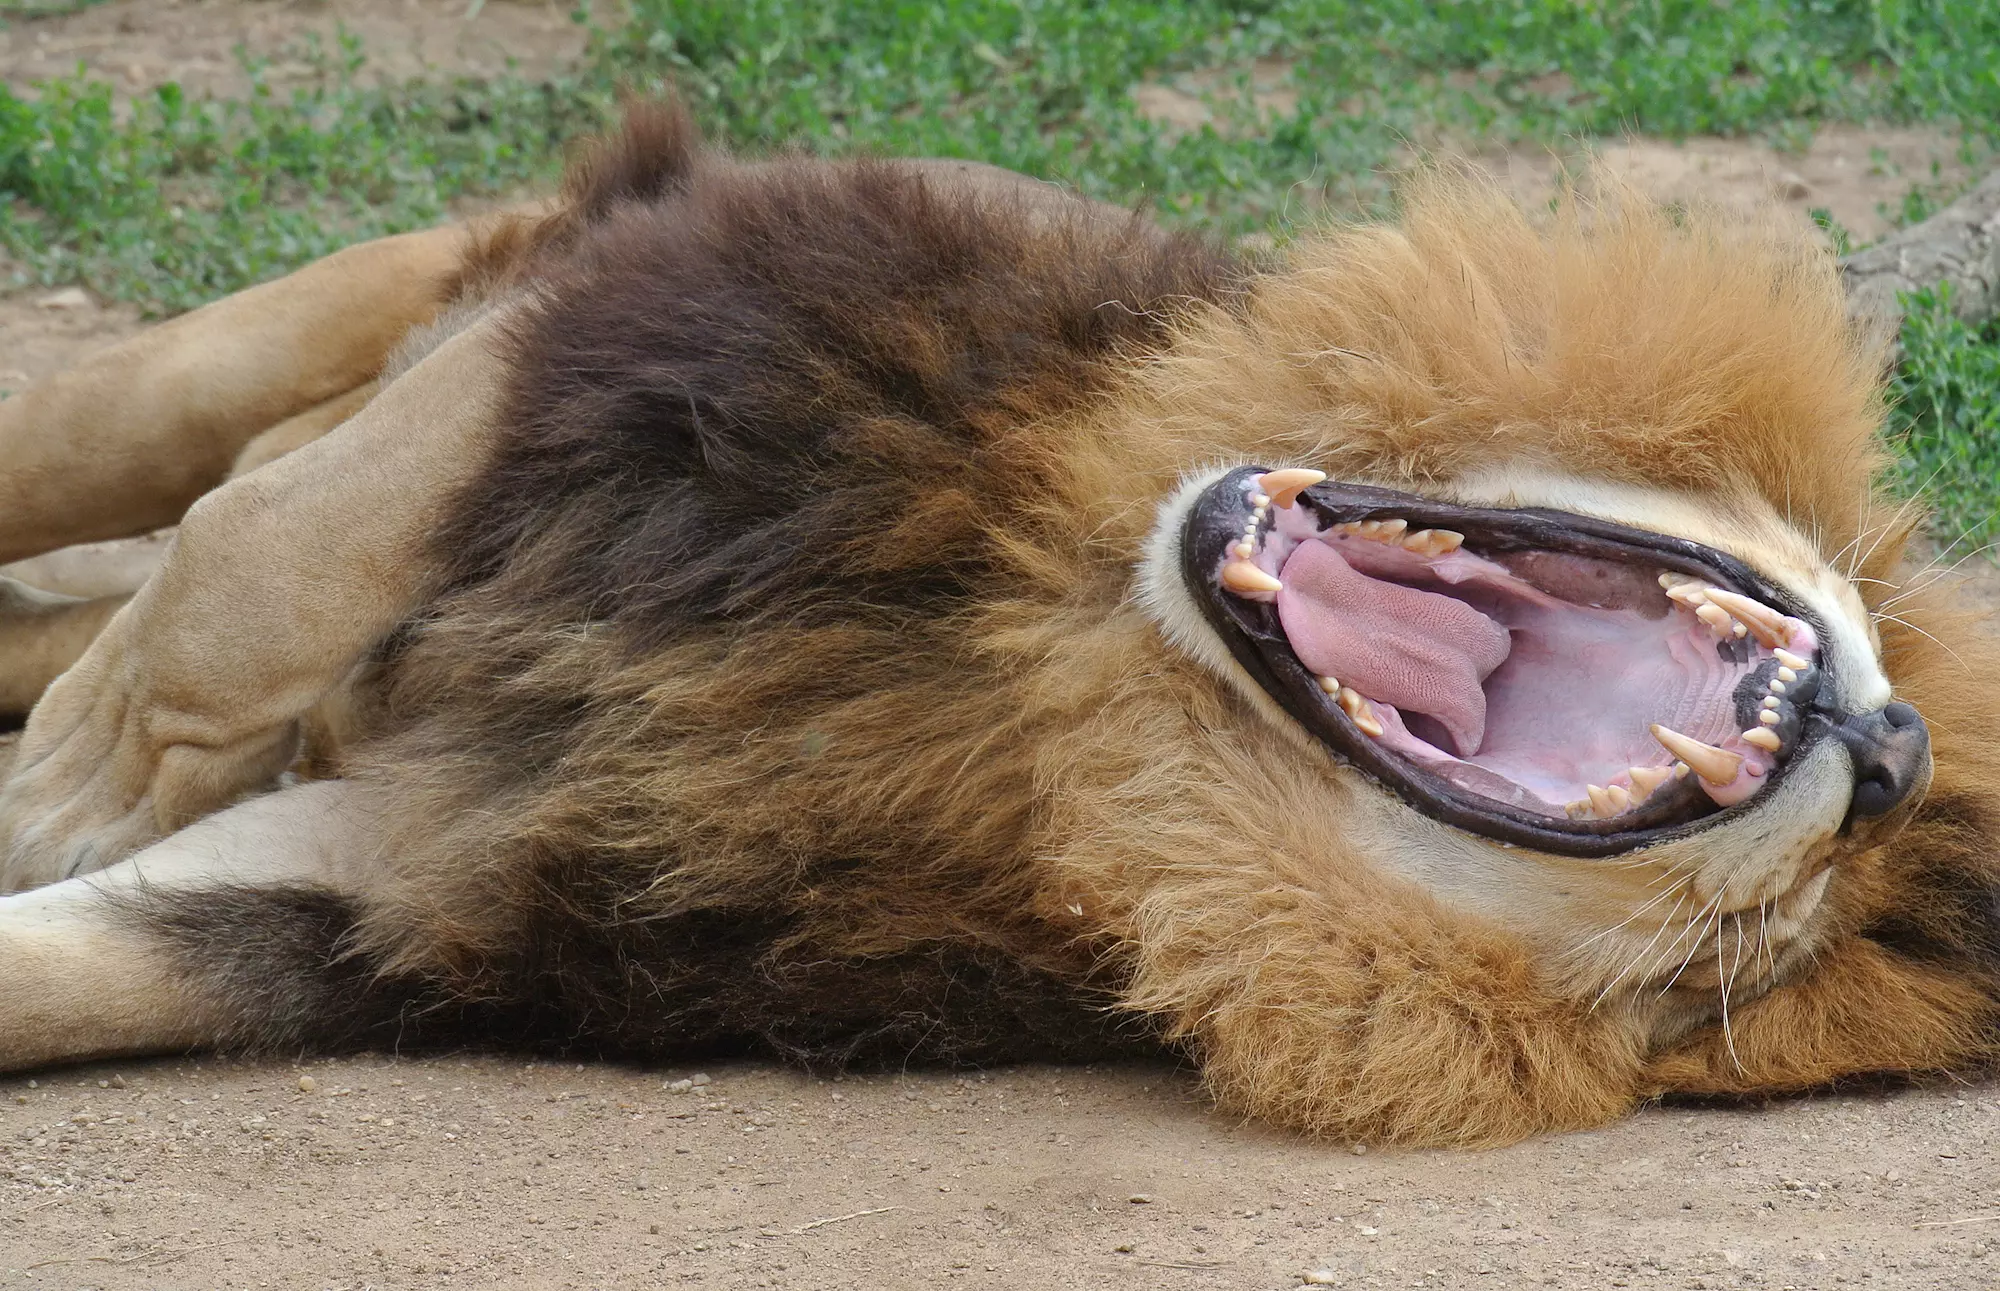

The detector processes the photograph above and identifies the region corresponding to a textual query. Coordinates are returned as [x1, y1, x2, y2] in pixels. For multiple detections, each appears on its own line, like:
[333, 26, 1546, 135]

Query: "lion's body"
[1, 106, 1996, 1147]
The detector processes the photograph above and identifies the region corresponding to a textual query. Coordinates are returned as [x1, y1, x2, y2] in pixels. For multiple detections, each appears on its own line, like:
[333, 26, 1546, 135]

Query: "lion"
[0, 102, 1992, 1149]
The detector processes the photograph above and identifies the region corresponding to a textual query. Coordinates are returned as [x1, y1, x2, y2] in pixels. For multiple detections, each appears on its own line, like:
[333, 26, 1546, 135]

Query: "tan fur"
[0, 133, 1992, 1149]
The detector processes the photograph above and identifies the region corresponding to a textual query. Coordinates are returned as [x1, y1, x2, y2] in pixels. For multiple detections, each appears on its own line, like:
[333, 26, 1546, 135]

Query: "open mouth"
[1182, 467, 1830, 857]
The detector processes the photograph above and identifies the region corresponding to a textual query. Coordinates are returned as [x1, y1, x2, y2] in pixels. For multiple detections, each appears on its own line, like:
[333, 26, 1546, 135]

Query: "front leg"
[0, 313, 510, 891]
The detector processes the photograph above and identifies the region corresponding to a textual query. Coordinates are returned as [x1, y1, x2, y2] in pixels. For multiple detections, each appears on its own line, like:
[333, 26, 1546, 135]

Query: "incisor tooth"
[1774, 647, 1810, 671]
[1701, 588, 1788, 648]
[1743, 727, 1782, 752]
[1220, 560, 1283, 595]
[1649, 723, 1745, 787]
[1695, 603, 1737, 638]
[1657, 572, 1676, 590]
[1760, 695, 1781, 710]
[1316, 674, 1341, 694]
[1777, 666, 1798, 683]
[1255, 468, 1326, 509]
[1231, 540, 1254, 559]
[1627, 765, 1672, 797]
[1759, 710, 1780, 726]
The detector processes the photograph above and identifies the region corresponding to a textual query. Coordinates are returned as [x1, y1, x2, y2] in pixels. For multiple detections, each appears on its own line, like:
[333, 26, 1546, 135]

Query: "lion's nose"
[1827, 701, 1930, 822]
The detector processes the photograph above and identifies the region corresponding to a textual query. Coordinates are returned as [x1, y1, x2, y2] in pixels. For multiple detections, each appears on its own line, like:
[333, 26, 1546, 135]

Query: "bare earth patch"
[4, 12, 2000, 1288]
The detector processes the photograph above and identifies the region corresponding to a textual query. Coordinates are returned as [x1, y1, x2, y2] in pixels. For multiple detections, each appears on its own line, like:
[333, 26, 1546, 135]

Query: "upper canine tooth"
[1649, 723, 1744, 787]
[1627, 765, 1671, 797]
[1742, 727, 1783, 752]
[1256, 468, 1326, 509]
[1701, 588, 1788, 648]
[1694, 603, 1738, 638]
[1220, 560, 1283, 595]
[1773, 647, 1810, 671]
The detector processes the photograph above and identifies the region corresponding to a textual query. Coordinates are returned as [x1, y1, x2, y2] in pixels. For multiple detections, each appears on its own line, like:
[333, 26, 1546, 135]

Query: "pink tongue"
[1277, 541, 1512, 756]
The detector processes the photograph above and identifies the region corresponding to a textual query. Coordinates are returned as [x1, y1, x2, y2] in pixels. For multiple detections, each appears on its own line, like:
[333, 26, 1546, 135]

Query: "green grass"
[1, 0, 1997, 543]
[1886, 285, 2000, 556]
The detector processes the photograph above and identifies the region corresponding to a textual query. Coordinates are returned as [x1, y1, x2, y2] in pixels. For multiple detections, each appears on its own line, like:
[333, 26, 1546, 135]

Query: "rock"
[36, 287, 91, 311]
[1128, 1194, 1152, 1205]
[665, 1079, 693, 1093]
[1303, 1273, 1339, 1287]
[297, 1076, 317, 1094]
[689, 1073, 711, 1087]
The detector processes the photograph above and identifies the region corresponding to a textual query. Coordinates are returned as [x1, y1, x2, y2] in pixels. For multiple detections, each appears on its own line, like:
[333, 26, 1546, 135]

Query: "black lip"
[1181, 467, 1834, 858]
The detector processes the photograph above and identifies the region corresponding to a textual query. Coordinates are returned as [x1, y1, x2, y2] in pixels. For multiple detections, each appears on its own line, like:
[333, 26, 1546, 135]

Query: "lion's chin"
[1176, 465, 1868, 859]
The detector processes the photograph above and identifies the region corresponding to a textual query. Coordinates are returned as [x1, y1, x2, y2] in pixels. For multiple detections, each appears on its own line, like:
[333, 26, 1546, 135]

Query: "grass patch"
[2, 0, 1998, 545]
[1886, 284, 2000, 556]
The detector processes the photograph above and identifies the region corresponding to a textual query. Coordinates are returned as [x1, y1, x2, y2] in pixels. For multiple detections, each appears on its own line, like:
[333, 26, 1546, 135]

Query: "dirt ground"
[7, 5, 2000, 1289]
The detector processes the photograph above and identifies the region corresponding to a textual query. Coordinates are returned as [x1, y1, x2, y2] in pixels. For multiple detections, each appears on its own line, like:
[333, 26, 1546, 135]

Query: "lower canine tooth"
[1627, 765, 1671, 797]
[1742, 727, 1782, 752]
[1221, 560, 1283, 595]
[1255, 468, 1326, 509]
[1649, 723, 1744, 786]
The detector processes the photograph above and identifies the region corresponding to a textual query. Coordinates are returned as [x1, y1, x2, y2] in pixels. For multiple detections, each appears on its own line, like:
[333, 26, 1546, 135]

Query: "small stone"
[1772, 171, 1811, 202]
[1303, 1273, 1339, 1287]
[297, 1076, 317, 1094]
[648, 1223, 660, 1235]
[108, 1075, 127, 1090]
[1356, 1226, 1379, 1236]
[1113, 1243, 1134, 1254]
[36, 287, 90, 311]
[689, 1073, 711, 1087]
[665, 1079, 693, 1093]
[1349, 1143, 1367, 1155]
[1128, 1194, 1152, 1205]
[636, 1172, 652, 1191]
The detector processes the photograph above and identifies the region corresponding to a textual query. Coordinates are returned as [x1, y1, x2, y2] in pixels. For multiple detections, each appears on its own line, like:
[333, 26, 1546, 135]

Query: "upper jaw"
[1176, 466, 1858, 859]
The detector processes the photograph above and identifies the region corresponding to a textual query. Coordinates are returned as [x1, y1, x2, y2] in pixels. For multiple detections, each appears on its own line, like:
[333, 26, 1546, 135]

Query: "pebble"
[36, 287, 90, 311]
[665, 1080, 693, 1093]
[297, 1076, 317, 1094]
[1303, 1273, 1339, 1287]
[1128, 1194, 1152, 1205]
[1349, 1143, 1367, 1155]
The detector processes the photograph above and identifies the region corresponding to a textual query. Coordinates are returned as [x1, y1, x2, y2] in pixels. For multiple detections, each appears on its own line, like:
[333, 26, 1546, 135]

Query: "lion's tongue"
[1276, 541, 1512, 756]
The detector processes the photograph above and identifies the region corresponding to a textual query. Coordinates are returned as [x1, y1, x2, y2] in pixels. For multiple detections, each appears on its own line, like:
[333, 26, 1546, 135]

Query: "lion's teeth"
[1769, 680, 1787, 695]
[1337, 687, 1385, 737]
[1586, 784, 1631, 815]
[1231, 540, 1255, 559]
[1402, 528, 1463, 557]
[1760, 696, 1781, 710]
[1665, 582, 1709, 609]
[1742, 727, 1783, 752]
[1674, 761, 1692, 779]
[1649, 724, 1745, 786]
[1566, 799, 1594, 820]
[1256, 468, 1325, 509]
[1758, 710, 1781, 726]
[1657, 572, 1677, 590]
[1627, 765, 1672, 797]
[1220, 560, 1282, 595]
[1694, 603, 1738, 639]
[1359, 518, 1409, 541]
[1316, 674, 1340, 694]
[1776, 665, 1798, 683]
[1701, 588, 1788, 648]
[1773, 647, 1810, 670]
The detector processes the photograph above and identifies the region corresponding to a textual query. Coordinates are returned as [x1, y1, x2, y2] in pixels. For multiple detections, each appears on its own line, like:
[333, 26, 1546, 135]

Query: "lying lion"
[0, 102, 1992, 1148]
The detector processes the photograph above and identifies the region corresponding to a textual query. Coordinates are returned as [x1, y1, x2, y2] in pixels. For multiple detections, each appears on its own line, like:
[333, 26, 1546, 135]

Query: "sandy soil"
[5, 7, 2000, 1288]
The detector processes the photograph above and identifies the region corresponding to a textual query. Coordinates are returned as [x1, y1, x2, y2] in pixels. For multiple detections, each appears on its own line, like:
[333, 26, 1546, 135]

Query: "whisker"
[1593, 889, 1692, 1008]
